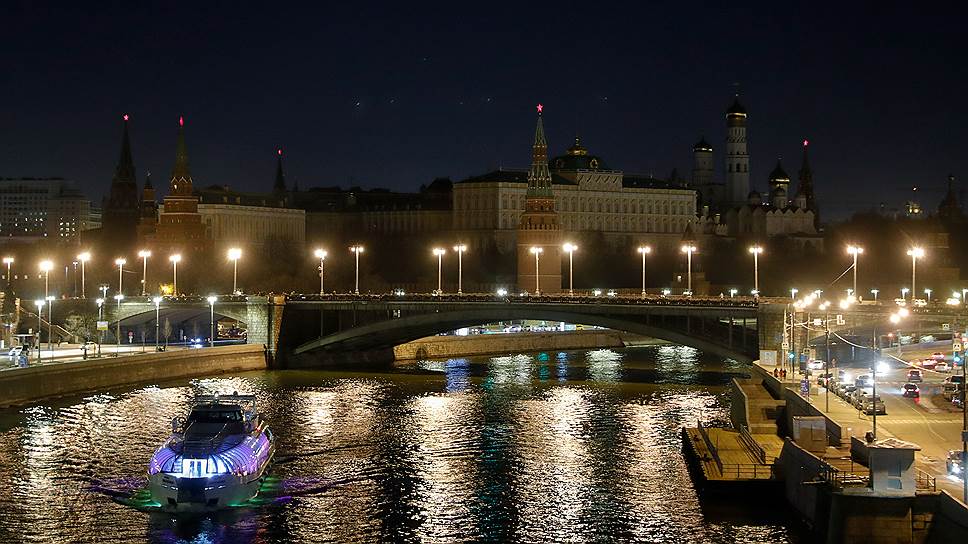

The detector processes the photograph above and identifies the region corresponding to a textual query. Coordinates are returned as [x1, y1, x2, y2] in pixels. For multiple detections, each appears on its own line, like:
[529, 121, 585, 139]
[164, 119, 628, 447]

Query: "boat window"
[187, 409, 243, 424]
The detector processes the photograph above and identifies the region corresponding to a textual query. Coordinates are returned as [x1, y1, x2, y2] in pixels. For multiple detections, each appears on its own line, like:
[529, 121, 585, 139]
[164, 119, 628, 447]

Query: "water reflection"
[0, 346, 799, 543]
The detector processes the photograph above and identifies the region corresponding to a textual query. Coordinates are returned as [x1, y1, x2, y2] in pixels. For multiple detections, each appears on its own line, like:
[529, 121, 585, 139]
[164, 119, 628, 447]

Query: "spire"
[169, 116, 193, 195]
[274, 148, 287, 193]
[795, 139, 816, 211]
[938, 174, 962, 220]
[113, 114, 136, 184]
[144, 169, 153, 189]
[527, 104, 553, 198]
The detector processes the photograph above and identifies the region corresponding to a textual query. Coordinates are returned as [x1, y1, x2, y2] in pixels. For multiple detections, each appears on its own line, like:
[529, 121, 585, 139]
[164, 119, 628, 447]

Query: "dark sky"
[2, 2, 965, 219]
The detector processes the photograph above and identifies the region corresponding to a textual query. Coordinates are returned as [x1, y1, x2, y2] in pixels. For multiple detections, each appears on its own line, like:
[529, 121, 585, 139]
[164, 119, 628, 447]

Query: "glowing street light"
[432, 248, 446, 294]
[39, 260, 54, 301]
[680, 244, 697, 295]
[453, 244, 467, 295]
[227, 248, 242, 294]
[529, 246, 543, 295]
[152, 296, 162, 351]
[846, 245, 863, 297]
[563, 243, 578, 296]
[313, 249, 328, 295]
[114, 293, 124, 356]
[637, 246, 651, 297]
[748, 245, 763, 296]
[169, 254, 182, 296]
[34, 299, 44, 364]
[871, 288, 879, 303]
[207, 295, 217, 347]
[76, 252, 91, 298]
[907, 247, 925, 302]
[114, 258, 126, 296]
[790, 288, 798, 301]
[729, 288, 738, 297]
[350, 245, 364, 294]
[901, 287, 910, 301]
[2, 256, 12, 285]
[137, 250, 151, 296]
[924, 288, 932, 303]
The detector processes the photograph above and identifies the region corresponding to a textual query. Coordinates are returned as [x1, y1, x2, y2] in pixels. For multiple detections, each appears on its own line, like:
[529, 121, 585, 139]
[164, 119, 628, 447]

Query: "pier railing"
[738, 425, 768, 464]
[915, 468, 937, 492]
[719, 463, 773, 479]
[696, 421, 723, 473]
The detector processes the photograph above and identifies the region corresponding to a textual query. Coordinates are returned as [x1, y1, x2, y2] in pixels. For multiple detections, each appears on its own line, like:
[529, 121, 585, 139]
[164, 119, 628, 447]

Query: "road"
[1, 343, 192, 371]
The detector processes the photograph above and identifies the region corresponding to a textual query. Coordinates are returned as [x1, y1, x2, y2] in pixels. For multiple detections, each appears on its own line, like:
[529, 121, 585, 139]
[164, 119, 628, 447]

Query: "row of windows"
[455, 212, 692, 233]
[457, 194, 694, 216]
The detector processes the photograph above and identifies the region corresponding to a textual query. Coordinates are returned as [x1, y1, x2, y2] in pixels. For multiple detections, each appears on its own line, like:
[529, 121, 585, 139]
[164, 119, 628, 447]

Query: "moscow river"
[0, 346, 805, 543]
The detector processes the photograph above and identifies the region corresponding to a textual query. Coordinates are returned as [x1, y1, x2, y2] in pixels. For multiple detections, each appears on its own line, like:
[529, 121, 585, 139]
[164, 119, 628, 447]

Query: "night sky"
[2, 3, 965, 220]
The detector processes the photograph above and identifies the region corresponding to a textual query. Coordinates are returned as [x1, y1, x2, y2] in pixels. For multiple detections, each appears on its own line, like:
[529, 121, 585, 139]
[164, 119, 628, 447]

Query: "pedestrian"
[773, 367, 779, 378]
[781, 368, 787, 380]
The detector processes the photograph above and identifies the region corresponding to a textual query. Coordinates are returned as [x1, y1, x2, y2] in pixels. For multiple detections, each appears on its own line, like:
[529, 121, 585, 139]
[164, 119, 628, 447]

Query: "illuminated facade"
[0, 178, 90, 242]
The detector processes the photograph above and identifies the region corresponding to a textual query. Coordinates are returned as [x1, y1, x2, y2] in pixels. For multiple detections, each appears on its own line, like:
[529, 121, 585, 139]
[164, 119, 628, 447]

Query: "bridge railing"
[286, 292, 760, 308]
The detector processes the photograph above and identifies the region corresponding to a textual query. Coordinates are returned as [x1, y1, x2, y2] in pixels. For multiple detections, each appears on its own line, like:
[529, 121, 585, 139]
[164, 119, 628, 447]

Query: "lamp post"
[46, 295, 54, 356]
[453, 244, 467, 295]
[871, 288, 879, 303]
[637, 246, 651, 297]
[169, 254, 181, 296]
[924, 288, 932, 303]
[791, 288, 798, 301]
[34, 299, 44, 364]
[96, 297, 104, 357]
[847, 245, 863, 297]
[114, 293, 124, 356]
[227, 248, 242, 294]
[907, 247, 924, 302]
[819, 301, 831, 412]
[137, 250, 150, 296]
[115, 258, 126, 296]
[562, 243, 577, 296]
[433, 248, 446, 294]
[207, 295, 217, 347]
[152, 296, 161, 352]
[350, 245, 364, 294]
[39, 260, 53, 301]
[681, 244, 697, 295]
[901, 287, 910, 301]
[749, 245, 763, 296]
[76, 252, 90, 298]
[313, 249, 327, 295]
[2, 257, 12, 285]
[529, 247, 543, 295]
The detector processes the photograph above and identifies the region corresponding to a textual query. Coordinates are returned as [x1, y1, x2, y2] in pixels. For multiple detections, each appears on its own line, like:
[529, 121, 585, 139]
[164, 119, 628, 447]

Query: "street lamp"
[453, 244, 467, 295]
[137, 250, 151, 296]
[529, 247, 543, 295]
[847, 245, 863, 297]
[748, 245, 763, 296]
[313, 249, 327, 295]
[901, 287, 910, 301]
[207, 295, 217, 347]
[924, 288, 932, 303]
[227, 248, 242, 294]
[871, 288, 879, 303]
[169, 254, 181, 296]
[680, 244, 697, 295]
[152, 296, 162, 352]
[2, 256, 12, 285]
[350, 245, 364, 294]
[34, 299, 44, 364]
[96, 297, 104, 356]
[907, 247, 925, 302]
[76, 252, 90, 298]
[45, 295, 54, 356]
[729, 288, 738, 297]
[562, 243, 578, 296]
[39, 260, 53, 301]
[114, 258, 126, 295]
[432, 248, 446, 294]
[637, 246, 651, 297]
[114, 293, 124, 356]
[791, 288, 798, 301]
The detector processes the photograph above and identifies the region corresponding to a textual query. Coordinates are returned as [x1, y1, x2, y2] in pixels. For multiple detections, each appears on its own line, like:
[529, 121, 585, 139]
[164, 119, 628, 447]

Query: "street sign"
[942, 323, 951, 331]
[954, 342, 963, 352]
[836, 315, 845, 325]
[96, 321, 108, 331]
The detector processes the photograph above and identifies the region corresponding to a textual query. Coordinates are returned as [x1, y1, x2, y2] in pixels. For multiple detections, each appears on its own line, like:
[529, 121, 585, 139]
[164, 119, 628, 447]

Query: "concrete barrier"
[0, 344, 268, 408]
[392, 330, 649, 360]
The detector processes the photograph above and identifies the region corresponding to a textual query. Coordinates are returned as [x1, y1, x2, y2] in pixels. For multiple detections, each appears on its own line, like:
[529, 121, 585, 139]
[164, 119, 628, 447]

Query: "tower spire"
[527, 104, 553, 198]
[114, 114, 136, 184]
[170, 116, 193, 195]
[274, 148, 287, 193]
[794, 139, 815, 211]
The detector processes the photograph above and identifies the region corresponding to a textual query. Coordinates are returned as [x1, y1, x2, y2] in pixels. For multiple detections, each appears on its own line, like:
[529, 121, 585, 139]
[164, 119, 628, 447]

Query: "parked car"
[901, 383, 921, 398]
[861, 396, 887, 415]
[942, 383, 961, 401]
[852, 388, 874, 408]
[946, 375, 965, 386]
[907, 369, 923, 383]
[855, 374, 873, 388]
[947, 450, 965, 479]
[935, 362, 951, 372]
[919, 333, 935, 341]
[807, 360, 825, 371]
[839, 384, 857, 399]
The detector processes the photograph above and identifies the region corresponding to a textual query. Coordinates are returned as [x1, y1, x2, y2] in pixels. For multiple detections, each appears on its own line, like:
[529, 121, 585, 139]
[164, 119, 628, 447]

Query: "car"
[839, 384, 857, 399]
[855, 374, 873, 388]
[935, 362, 951, 372]
[907, 369, 923, 382]
[920, 359, 937, 370]
[946, 375, 965, 385]
[942, 383, 961, 401]
[902, 383, 920, 397]
[947, 450, 965, 479]
[852, 388, 874, 408]
[7, 346, 24, 357]
[816, 373, 834, 386]
[919, 334, 935, 342]
[807, 360, 825, 371]
[931, 351, 945, 360]
[861, 396, 887, 415]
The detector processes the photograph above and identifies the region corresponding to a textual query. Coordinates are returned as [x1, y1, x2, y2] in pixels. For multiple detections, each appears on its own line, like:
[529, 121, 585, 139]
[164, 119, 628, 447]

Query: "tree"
[62, 313, 95, 342]
[162, 317, 172, 346]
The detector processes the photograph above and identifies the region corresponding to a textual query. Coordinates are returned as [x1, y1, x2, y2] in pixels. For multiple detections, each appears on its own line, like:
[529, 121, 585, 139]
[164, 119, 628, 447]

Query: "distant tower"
[516, 104, 562, 294]
[137, 170, 158, 240]
[938, 174, 963, 221]
[725, 97, 750, 205]
[794, 139, 817, 212]
[273, 148, 290, 205]
[102, 114, 141, 249]
[768, 159, 791, 208]
[150, 117, 209, 254]
[691, 136, 714, 187]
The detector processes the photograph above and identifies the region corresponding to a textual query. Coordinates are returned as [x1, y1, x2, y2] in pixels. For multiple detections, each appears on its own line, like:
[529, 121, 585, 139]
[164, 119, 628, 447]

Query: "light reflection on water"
[0, 346, 801, 543]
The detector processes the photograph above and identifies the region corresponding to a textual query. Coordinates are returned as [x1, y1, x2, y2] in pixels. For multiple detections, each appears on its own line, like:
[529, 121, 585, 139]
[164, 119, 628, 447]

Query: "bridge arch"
[293, 307, 756, 363]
